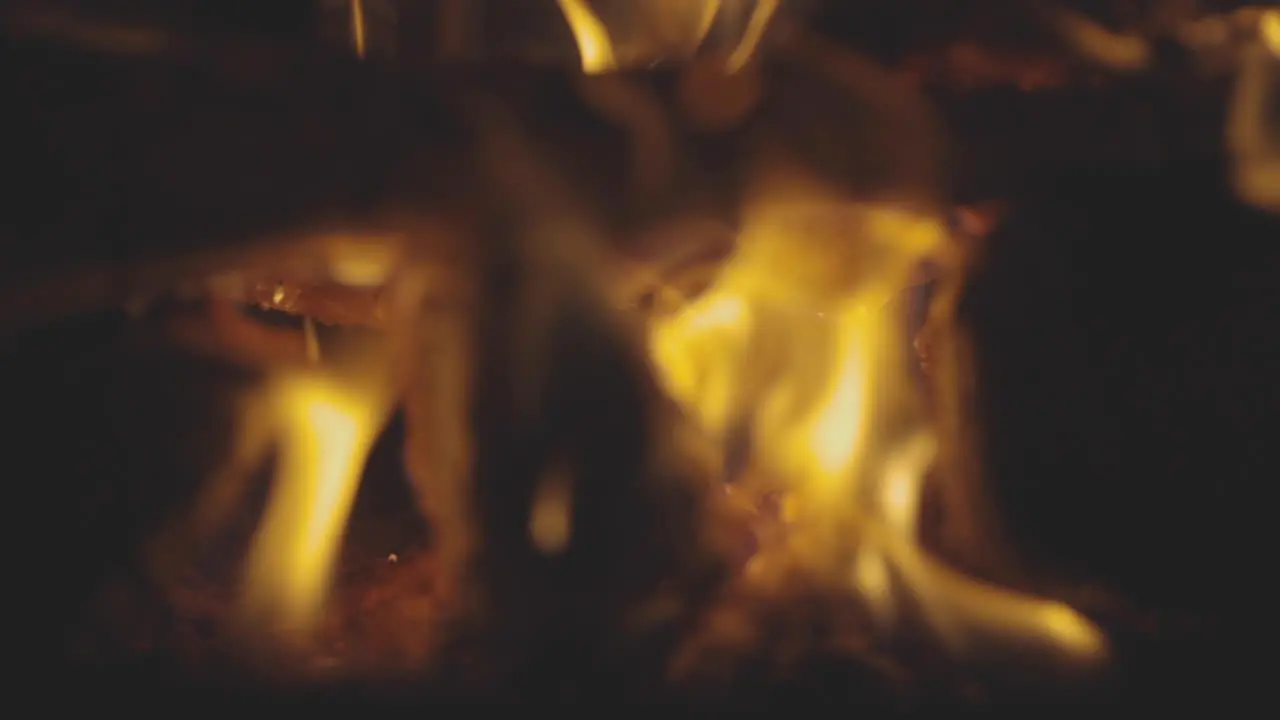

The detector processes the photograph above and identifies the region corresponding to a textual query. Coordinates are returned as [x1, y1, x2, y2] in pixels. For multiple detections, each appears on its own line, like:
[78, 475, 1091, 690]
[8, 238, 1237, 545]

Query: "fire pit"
[3, 0, 1270, 709]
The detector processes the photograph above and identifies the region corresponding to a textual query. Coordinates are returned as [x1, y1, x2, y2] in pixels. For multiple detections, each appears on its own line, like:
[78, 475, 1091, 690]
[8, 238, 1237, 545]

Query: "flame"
[693, 0, 723, 49]
[802, 306, 872, 483]
[1263, 10, 1280, 58]
[649, 294, 752, 438]
[349, 0, 367, 59]
[726, 0, 779, 73]
[322, 236, 400, 287]
[1228, 9, 1280, 212]
[557, 0, 617, 74]
[867, 437, 1105, 662]
[650, 202, 930, 570]
[530, 466, 574, 556]
[1049, 8, 1151, 72]
[647, 197, 1107, 668]
[238, 365, 389, 642]
[302, 317, 322, 364]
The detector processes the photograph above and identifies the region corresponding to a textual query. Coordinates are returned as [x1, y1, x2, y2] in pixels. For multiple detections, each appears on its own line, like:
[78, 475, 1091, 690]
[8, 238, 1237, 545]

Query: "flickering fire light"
[5, 0, 1268, 708]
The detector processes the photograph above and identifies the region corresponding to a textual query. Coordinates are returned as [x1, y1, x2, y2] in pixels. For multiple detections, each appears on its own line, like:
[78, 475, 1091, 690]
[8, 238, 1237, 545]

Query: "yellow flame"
[1228, 9, 1280, 211]
[685, 293, 748, 333]
[1262, 9, 1280, 58]
[886, 530, 1106, 662]
[530, 467, 574, 555]
[647, 198, 1106, 668]
[323, 237, 400, 287]
[853, 544, 894, 625]
[350, 0, 367, 59]
[871, 435, 1103, 663]
[302, 316, 321, 364]
[650, 293, 752, 438]
[877, 433, 930, 535]
[239, 370, 387, 640]
[726, 0, 779, 73]
[803, 306, 871, 483]
[694, 0, 723, 49]
[556, 0, 617, 74]
[650, 203, 924, 574]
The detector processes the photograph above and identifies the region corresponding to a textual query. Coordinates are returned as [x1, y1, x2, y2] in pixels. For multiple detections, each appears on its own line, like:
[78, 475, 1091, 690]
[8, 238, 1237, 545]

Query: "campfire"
[3, 0, 1270, 708]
